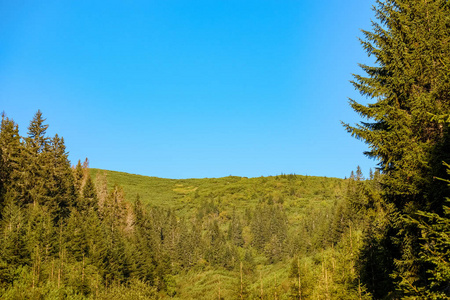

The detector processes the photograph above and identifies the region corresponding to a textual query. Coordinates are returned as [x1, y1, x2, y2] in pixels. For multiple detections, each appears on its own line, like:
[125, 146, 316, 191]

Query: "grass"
[89, 168, 348, 298]
[90, 168, 345, 220]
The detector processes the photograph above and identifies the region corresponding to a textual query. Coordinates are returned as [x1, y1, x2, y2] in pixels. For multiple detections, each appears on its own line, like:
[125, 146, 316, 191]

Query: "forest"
[1, 0, 450, 299]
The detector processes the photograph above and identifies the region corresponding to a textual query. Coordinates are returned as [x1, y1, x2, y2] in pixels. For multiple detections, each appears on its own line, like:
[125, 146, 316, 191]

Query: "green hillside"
[90, 168, 345, 225]
[86, 168, 372, 299]
[3, 0, 450, 297]
[0, 110, 386, 299]
[0, 111, 381, 299]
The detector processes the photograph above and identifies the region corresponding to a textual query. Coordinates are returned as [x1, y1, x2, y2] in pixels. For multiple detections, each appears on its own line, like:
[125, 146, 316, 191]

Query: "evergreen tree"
[23, 110, 51, 208]
[205, 219, 226, 266]
[344, 0, 450, 297]
[131, 197, 158, 283]
[228, 208, 244, 247]
[73, 160, 85, 194]
[26, 110, 48, 153]
[406, 164, 450, 298]
[81, 175, 98, 212]
[0, 200, 29, 287]
[47, 134, 76, 219]
[0, 114, 22, 216]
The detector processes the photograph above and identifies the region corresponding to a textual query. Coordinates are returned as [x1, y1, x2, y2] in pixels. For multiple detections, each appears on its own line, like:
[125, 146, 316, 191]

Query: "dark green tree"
[404, 164, 450, 298]
[22, 110, 51, 208]
[227, 208, 244, 247]
[205, 220, 226, 266]
[344, 0, 450, 297]
[73, 160, 85, 194]
[47, 134, 76, 219]
[20, 112, 76, 220]
[0, 200, 29, 288]
[80, 175, 98, 212]
[0, 114, 22, 216]
[131, 198, 156, 283]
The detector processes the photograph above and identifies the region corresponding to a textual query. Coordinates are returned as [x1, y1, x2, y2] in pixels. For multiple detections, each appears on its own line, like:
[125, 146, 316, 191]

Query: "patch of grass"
[89, 169, 348, 298]
[90, 169, 344, 221]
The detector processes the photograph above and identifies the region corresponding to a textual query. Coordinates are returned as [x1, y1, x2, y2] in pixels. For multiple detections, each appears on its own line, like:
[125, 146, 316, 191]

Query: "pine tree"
[23, 110, 51, 208]
[80, 175, 98, 212]
[345, 0, 450, 198]
[344, 0, 450, 297]
[73, 160, 85, 194]
[47, 134, 76, 219]
[27, 110, 49, 154]
[0, 113, 22, 216]
[228, 208, 244, 247]
[20, 112, 76, 220]
[0, 200, 29, 286]
[405, 164, 450, 298]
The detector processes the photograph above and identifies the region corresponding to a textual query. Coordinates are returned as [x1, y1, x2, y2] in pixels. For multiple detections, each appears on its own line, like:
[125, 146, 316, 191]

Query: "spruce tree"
[0, 114, 22, 216]
[26, 110, 49, 154]
[22, 112, 76, 220]
[48, 134, 76, 219]
[344, 0, 450, 297]
[23, 110, 50, 207]
[73, 160, 85, 194]
[405, 164, 450, 298]
[0, 200, 29, 285]
[228, 208, 244, 247]
[81, 175, 98, 212]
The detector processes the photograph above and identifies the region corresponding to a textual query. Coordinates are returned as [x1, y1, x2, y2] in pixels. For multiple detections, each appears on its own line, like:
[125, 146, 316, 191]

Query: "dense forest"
[1, 0, 450, 299]
[0, 110, 384, 299]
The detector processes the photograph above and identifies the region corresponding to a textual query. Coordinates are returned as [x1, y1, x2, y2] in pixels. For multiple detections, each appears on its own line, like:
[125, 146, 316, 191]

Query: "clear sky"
[1, 0, 377, 179]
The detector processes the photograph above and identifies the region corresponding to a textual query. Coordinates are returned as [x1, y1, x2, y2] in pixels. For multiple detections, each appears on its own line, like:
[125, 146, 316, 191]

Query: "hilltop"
[0, 109, 377, 299]
[90, 168, 345, 224]
[86, 168, 366, 299]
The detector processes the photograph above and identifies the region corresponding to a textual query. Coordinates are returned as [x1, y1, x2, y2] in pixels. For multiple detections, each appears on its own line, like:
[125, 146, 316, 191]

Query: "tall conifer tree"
[344, 0, 450, 297]
[48, 134, 76, 218]
[0, 114, 22, 215]
[23, 110, 50, 207]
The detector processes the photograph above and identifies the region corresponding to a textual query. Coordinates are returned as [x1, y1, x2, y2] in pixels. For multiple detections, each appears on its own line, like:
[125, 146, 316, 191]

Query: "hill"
[0, 107, 373, 299]
[87, 168, 371, 299]
[90, 168, 345, 226]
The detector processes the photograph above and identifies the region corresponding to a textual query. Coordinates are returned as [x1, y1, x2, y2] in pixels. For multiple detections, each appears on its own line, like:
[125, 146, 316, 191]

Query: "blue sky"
[1, 0, 377, 179]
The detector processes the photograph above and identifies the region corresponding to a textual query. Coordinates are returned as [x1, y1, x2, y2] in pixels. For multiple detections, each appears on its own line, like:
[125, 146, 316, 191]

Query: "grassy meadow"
[89, 168, 366, 299]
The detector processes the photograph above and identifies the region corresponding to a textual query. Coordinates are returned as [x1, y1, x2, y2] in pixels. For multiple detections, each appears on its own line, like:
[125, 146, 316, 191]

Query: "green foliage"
[404, 165, 450, 299]
[1, 3, 448, 300]
[0, 113, 22, 216]
[345, 0, 450, 297]
[1, 111, 379, 298]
